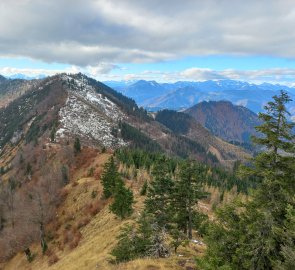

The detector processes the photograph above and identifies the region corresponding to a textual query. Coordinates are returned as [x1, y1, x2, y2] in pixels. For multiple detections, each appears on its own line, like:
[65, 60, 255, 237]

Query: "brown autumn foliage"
[84, 199, 107, 217]
[0, 158, 68, 262]
[62, 227, 82, 249]
[76, 217, 91, 229]
[48, 253, 59, 266]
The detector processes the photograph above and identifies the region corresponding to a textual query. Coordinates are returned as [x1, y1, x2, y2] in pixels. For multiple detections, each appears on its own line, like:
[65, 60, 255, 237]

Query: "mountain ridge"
[0, 73, 250, 167]
[106, 79, 295, 118]
[185, 100, 261, 143]
[0, 73, 257, 270]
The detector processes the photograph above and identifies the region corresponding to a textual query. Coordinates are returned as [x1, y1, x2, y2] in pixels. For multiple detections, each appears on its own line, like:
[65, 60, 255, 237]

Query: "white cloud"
[1, 1, 295, 65]
[181, 68, 227, 81]
[86, 63, 119, 76]
[180, 67, 295, 85]
[0, 63, 118, 78]
[2, 65, 295, 86]
[102, 67, 295, 85]
[0, 67, 63, 77]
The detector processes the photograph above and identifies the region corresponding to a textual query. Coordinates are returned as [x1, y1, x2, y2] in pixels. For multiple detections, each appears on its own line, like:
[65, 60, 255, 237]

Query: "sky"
[1, 0, 295, 85]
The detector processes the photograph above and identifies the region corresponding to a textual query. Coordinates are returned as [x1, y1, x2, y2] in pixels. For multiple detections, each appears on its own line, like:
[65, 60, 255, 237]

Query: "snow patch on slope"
[56, 75, 127, 148]
[62, 74, 124, 121]
[57, 94, 126, 147]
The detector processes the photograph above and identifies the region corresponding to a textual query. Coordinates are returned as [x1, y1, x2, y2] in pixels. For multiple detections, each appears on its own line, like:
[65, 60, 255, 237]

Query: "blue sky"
[1, 55, 295, 71]
[2, 55, 295, 85]
[1, 1, 295, 85]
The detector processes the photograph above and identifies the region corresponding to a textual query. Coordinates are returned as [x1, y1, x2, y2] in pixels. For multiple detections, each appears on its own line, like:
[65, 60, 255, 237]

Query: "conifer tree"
[246, 91, 295, 217]
[110, 179, 134, 219]
[61, 165, 69, 185]
[111, 212, 154, 262]
[74, 137, 81, 154]
[199, 91, 295, 270]
[101, 156, 120, 199]
[172, 160, 207, 239]
[145, 157, 174, 228]
[111, 224, 137, 262]
[240, 91, 294, 269]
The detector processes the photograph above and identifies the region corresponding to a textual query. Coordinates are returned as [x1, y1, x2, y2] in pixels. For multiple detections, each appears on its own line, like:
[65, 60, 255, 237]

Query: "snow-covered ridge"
[61, 74, 124, 121]
[56, 74, 127, 147]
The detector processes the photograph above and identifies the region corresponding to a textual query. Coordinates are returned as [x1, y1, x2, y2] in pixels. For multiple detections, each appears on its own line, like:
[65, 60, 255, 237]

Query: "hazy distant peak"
[0, 74, 7, 82]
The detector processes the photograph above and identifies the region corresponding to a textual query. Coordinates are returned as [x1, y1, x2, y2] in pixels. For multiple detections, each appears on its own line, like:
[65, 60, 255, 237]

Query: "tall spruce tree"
[199, 91, 295, 270]
[50, 125, 56, 142]
[101, 156, 120, 199]
[111, 212, 155, 262]
[172, 160, 207, 239]
[145, 156, 174, 228]
[238, 91, 295, 269]
[110, 179, 134, 219]
[248, 91, 295, 217]
[74, 137, 81, 154]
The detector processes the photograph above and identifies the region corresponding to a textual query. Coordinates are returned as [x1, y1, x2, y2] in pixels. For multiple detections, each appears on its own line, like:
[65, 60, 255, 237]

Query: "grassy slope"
[2, 152, 203, 270]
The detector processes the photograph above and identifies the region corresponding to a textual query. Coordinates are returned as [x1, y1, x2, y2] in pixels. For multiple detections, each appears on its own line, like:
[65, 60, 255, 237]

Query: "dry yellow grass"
[2, 152, 204, 270]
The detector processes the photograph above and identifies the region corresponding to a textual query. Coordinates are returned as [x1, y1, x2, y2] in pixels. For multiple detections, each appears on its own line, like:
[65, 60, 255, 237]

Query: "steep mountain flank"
[0, 76, 40, 108]
[185, 101, 261, 143]
[155, 109, 251, 166]
[0, 76, 67, 151]
[0, 73, 249, 166]
[0, 73, 255, 270]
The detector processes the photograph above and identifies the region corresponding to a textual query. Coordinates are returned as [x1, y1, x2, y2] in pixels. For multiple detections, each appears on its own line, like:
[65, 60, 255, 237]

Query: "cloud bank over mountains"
[2, 66, 295, 86]
[1, 0, 295, 84]
[1, 0, 295, 65]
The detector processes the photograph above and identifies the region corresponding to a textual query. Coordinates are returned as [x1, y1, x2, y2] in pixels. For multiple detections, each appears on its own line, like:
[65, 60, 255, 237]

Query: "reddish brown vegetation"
[85, 199, 107, 217]
[73, 147, 99, 171]
[76, 217, 91, 229]
[0, 143, 72, 262]
[62, 227, 82, 249]
[48, 253, 59, 266]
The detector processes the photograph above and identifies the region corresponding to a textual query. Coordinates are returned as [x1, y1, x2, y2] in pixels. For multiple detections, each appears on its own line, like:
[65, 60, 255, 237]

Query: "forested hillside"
[0, 76, 39, 109]
[1, 1, 295, 269]
[185, 100, 261, 143]
[0, 74, 293, 270]
[154, 109, 251, 166]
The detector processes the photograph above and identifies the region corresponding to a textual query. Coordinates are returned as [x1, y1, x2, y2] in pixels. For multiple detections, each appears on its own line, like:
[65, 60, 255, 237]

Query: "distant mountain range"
[105, 79, 295, 119]
[0, 73, 250, 168]
[1, 75, 293, 151]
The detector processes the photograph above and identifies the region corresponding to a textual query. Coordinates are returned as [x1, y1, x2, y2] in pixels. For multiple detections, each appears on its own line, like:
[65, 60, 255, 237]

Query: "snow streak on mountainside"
[56, 74, 126, 147]
[62, 74, 124, 121]
[0, 73, 252, 168]
[57, 94, 126, 147]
